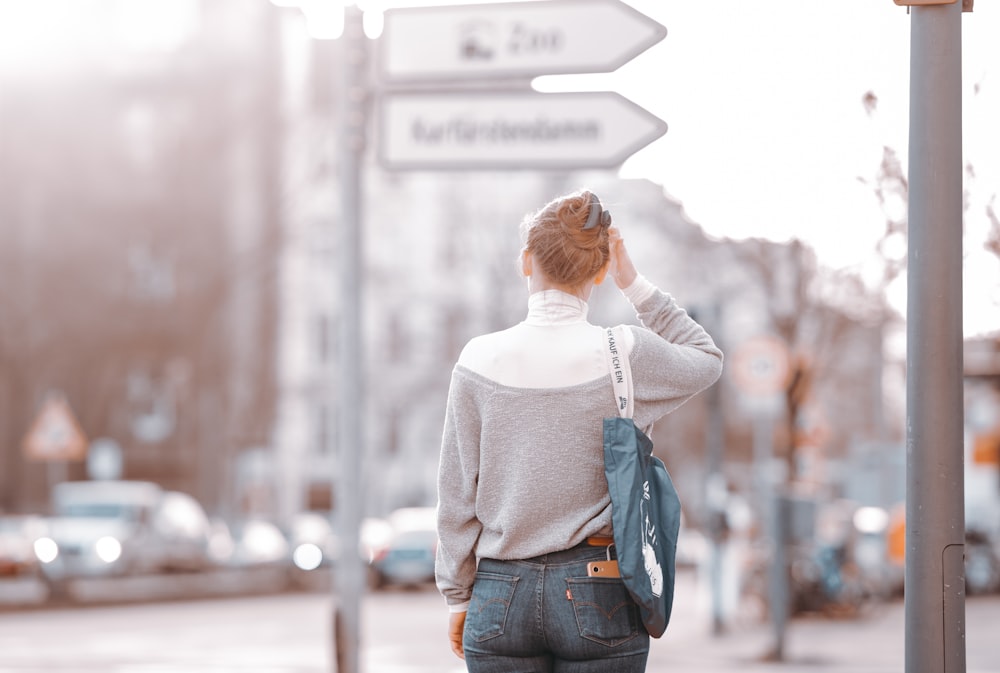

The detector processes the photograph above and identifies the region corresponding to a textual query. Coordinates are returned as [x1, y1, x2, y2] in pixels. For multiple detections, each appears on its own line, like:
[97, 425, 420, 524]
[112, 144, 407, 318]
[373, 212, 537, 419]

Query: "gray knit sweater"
[435, 284, 723, 610]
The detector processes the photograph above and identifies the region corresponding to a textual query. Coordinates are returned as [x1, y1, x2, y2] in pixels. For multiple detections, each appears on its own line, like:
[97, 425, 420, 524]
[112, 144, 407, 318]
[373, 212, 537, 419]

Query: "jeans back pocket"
[566, 577, 640, 647]
[467, 571, 519, 642]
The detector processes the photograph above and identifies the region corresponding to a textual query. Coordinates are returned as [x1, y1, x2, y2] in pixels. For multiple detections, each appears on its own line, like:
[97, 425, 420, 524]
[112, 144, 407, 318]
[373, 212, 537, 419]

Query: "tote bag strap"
[604, 326, 634, 419]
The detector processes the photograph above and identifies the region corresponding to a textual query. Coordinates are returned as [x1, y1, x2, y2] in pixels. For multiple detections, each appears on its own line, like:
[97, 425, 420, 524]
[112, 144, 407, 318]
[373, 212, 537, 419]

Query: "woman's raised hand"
[608, 227, 638, 290]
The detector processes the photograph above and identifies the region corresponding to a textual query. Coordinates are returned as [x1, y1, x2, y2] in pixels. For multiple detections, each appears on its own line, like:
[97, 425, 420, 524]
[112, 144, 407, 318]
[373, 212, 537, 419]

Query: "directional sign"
[380, 0, 666, 83]
[22, 393, 88, 462]
[378, 91, 666, 170]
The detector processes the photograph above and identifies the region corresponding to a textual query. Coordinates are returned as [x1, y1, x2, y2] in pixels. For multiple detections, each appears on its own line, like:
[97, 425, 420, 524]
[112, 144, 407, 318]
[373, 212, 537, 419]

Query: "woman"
[435, 189, 723, 672]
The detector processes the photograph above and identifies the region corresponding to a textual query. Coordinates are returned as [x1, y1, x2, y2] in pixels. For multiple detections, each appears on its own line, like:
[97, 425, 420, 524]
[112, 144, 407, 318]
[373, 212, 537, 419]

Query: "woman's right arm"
[609, 229, 724, 418]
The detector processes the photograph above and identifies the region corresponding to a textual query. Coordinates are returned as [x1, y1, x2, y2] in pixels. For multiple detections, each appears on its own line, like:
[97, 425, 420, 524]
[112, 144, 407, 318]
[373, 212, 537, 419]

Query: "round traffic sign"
[731, 335, 791, 396]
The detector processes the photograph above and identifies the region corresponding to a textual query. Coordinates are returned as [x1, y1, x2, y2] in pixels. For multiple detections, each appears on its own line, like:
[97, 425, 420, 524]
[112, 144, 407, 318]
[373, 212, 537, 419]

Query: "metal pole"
[753, 413, 787, 661]
[905, 3, 966, 673]
[333, 6, 366, 673]
[703, 303, 727, 635]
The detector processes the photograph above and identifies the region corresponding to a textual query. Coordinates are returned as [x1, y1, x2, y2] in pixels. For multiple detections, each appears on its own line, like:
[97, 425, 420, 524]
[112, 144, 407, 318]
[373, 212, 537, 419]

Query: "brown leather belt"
[586, 536, 615, 547]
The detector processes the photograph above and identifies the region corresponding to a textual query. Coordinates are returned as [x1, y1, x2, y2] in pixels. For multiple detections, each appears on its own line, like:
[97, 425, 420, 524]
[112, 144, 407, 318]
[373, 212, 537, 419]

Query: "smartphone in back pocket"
[586, 560, 620, 578]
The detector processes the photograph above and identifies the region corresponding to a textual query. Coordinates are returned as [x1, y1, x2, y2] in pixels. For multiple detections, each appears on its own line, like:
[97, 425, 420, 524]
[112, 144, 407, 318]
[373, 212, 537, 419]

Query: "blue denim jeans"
[463, 544, 650, 673]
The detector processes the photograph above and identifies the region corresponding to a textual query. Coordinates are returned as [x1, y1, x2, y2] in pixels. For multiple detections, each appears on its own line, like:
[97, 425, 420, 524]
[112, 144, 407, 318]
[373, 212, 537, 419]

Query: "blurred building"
[0, 1, 911, 534]
[0, 0, 283, 516]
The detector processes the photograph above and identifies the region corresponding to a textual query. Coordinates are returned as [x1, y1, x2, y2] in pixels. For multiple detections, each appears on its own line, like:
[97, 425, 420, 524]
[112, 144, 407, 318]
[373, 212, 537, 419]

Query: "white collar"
[524, 289, 589, 325]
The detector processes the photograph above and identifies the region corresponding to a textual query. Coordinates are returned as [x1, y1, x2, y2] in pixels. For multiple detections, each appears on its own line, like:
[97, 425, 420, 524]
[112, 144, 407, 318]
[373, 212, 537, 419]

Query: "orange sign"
[972, 433, 1000, 466]
[22, 394, 88, 462]
[887, 505, 906, 566]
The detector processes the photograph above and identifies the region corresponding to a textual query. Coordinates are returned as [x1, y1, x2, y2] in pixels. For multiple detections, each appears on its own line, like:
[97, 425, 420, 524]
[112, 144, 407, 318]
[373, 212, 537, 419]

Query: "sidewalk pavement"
[362, 567, 999, 673]
[645, 568, 998, 673]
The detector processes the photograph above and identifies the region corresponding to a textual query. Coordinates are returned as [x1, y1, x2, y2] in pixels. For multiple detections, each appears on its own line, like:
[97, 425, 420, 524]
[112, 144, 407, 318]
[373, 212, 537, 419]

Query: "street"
[1, 569, 998, 673]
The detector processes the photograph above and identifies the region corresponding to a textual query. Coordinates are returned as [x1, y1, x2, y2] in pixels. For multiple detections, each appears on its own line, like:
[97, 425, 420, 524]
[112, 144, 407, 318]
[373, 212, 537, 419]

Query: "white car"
[36, 480, 214, 580]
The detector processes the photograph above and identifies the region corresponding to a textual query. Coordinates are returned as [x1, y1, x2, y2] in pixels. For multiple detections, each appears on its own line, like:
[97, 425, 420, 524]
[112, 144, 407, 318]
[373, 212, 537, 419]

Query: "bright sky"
[3, 0, 997, 334]
[366, 0, 1000, 337]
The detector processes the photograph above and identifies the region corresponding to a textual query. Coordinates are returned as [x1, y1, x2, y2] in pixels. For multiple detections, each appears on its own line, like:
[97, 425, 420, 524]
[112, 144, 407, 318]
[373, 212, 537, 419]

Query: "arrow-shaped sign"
[380, 0, 666, 83]
[378, 90, 667, 171]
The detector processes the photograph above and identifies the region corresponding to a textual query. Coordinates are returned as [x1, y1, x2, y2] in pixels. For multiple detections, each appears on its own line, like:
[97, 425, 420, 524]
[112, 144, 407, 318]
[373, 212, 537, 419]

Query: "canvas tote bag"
[602, 326, 682, 638]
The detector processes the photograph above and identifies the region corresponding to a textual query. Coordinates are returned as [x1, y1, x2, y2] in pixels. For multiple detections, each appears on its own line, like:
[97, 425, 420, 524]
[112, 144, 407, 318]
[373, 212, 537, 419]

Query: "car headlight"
[293, 543, 323, 571]
[34, 537, 59, 564]
[95, 536, 123, 564]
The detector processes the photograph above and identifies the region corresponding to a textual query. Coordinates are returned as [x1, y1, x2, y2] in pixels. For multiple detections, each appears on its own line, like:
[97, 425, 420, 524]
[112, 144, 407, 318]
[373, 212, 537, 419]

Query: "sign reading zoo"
[379, 0, 667, 82]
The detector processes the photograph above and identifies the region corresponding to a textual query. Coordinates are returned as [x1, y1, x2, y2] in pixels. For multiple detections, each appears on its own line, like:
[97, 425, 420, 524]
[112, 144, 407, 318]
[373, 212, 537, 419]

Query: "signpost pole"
[333, 7, 367, 673]
[754, 413, 787, 660]
[904, 2, 966, 672]
[732, 335, 790, 659]
[702, 302, 727, 636]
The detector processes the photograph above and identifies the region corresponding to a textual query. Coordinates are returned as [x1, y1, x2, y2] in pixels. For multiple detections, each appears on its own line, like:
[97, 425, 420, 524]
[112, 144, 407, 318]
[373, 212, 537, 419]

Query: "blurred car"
[387, 507, 437, 531]
[965, 529, 1000, 595]
[360, 517, 393, 564]
[206, 517, 236, 566]
[369, 507, 438, 589]
[0, 514, 51, 606]
[0, 515, 47, 579]
[150, 490, 217, 571]
[228, 518, 290, 569]
[285, 512, 403, 573]
[36, 480, 214, 580]
[287, 512, 337, 572]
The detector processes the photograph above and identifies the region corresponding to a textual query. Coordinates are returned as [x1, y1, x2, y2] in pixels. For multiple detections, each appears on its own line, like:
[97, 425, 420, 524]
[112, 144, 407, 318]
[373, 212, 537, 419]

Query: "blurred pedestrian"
[435, 189, 723, 672]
